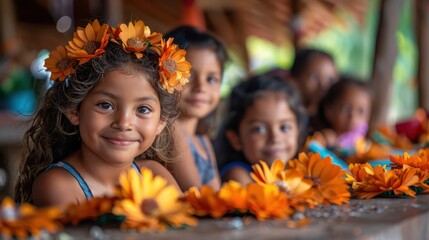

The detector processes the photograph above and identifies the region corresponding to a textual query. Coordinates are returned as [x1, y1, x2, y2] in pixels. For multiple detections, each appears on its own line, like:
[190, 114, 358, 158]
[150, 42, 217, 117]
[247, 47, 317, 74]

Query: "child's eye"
[280, 124, 291, 132]
[207, 76, 218, 85]
[137, 106, 151, 114]
[97, 102, 113, 110]
[251, 126, 266, 134]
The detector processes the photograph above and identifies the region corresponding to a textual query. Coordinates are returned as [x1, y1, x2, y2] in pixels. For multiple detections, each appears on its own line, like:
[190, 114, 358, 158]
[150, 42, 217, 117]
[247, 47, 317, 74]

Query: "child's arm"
[222, 167, 253, 185]
[32, 169, 83, 209]
[138, 160, 182, 193]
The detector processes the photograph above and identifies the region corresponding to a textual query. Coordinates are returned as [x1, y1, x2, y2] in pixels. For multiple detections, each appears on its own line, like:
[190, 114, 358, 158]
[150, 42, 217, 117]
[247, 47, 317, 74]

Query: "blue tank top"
[45, 161, 140, 199]
[219, 161, 252, 177]
[186, 135, 215, 184]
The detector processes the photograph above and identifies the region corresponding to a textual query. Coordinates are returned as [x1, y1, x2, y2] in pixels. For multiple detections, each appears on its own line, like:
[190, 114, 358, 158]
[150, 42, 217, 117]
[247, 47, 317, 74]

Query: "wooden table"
[62, 194, 429, 240]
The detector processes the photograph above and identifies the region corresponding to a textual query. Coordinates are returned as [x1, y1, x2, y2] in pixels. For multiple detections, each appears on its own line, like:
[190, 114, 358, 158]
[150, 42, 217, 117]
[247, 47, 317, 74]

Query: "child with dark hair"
[315, 76, 372, 149]
[290, 48, 338, 117]
[217, 75, 307, 185]
[164, 26, 228, 191]
[15, 20, 190, 207]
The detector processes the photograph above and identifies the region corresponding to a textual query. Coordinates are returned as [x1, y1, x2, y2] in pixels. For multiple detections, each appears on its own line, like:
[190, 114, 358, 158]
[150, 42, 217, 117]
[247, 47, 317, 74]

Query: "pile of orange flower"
[0, 168, 196, 238]
[45, 19, 191, 93]
[184, 152, 350, 220]
[346, 149, 429, 199]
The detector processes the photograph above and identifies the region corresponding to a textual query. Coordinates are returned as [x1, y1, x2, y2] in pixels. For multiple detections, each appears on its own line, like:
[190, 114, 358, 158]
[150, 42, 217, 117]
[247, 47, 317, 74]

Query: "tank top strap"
[196, 135, 212, 163]
[45, 162, 94, 200]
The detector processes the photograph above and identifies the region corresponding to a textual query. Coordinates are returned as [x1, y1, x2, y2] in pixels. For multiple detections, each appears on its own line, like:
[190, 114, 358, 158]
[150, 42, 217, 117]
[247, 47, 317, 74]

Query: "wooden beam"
[369, 0, 404, 130]
[416, 0, 429, 111]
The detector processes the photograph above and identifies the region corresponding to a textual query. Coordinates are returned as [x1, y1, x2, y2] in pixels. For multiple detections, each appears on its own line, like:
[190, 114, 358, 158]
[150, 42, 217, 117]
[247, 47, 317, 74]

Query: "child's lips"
[187, 98, 208, 106]
[103, 137, 138, 146]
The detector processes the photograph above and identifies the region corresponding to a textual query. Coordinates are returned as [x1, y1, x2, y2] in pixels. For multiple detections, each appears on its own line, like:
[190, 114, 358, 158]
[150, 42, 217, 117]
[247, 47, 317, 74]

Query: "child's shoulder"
[32, 166, 83, 207]
[221, 163, 253, 185]
[135, 159, 182, 192]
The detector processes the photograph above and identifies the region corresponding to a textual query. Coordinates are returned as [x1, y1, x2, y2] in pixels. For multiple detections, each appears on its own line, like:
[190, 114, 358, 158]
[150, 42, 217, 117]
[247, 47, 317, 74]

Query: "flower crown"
[44, 19, 191, 93]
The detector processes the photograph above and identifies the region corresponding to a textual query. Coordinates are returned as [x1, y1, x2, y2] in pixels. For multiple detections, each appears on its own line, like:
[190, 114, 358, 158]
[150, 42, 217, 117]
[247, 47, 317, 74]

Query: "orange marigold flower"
[287, 152, 350, 206]
[346, 162, 375, 184]
[346, 139, 391, 164]
[250, 160, 285, 185]
[113, 168, 196, 232]
[44, 45, 77, 81]
[66, 19, 110, 64]
[390, 150, 429, 171]
[0, 197, 63, 239]
[218, 181, 247, 212]
[157, 38, 191, 93]
[184, 186, 229, 218]
[246, 183, 292, 220]
[351, 165, 419, 199]
[62, 196, 117, 225]
[117, 20, 162, 59]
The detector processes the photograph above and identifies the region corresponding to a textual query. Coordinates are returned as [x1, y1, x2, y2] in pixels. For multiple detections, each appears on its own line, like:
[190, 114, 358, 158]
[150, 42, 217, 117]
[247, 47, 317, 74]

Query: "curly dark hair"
[15, 42, 181, 204]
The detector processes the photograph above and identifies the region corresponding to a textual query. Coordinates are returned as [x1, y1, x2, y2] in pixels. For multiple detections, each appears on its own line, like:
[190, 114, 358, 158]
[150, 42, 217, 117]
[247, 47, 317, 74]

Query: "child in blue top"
[217, 75, 307, 185]
[14, 19, 190, 208]
[163, 26, 227, 191]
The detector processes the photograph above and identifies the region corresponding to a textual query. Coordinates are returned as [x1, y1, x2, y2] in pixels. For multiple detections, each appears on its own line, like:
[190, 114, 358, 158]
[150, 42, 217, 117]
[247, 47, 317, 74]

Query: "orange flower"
[250, 160, 314, 210]
[287, 152, 350, 206]
[376, 125, 414, 150]
[351, 165, 419, 199]
[44, 45, 77, 81]
[218, 181, 247, 212]
[246, 183, 292, 220]
[0, 197, 62, 239]
[66, 19, 110, 64]
[184, 186, 229, 218]
[346, 139, 391, 164]
[117, 20, 162, 59]
[250, 160, 285, 185]
[113, 168, 196, 232]
[157, 38, 191, 93]
[390, 150, 429, 171]
[346, 162, 375, 184]
[62, 196, 117, 225]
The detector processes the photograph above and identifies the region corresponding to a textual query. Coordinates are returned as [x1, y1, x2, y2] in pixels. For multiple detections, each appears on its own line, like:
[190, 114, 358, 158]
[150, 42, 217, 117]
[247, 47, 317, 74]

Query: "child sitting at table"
[314, 76, 372, 151]
[217, 75, 307, 185]
[14, 19, 188, 208]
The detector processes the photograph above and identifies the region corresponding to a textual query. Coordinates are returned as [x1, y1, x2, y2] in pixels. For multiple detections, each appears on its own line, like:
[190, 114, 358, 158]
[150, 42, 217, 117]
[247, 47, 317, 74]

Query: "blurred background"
[0, 0, 425, 197]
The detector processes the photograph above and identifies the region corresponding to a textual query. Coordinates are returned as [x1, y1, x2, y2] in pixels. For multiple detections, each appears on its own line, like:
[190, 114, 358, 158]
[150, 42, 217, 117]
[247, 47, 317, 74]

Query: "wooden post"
[0, 0, 16, 55]
[416, 0, 429, 111]
[370, 0, 404, 130]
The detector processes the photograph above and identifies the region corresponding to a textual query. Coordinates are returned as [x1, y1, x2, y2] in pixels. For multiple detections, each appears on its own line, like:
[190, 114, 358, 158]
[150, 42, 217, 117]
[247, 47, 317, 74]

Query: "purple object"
[337, 123, 368, 149]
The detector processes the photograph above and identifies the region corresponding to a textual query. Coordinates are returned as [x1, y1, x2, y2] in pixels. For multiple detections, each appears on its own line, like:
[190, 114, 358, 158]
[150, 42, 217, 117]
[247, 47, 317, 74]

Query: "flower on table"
[0, 197, 62, 239]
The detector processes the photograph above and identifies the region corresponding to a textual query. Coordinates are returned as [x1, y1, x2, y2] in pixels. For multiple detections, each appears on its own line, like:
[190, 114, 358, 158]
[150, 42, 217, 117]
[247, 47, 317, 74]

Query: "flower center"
[306, 176, 321, 187]
[163, 59, 177, 74]
[274, 180, 291, 194]
[141, 198, 159, 216]
[84, 41, 101, 54]
[57, 59, 70, 70]
[127, 37, 145, 48]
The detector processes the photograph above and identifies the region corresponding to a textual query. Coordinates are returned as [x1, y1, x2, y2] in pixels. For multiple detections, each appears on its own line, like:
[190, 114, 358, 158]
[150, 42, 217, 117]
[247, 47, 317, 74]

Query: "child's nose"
[191, 77, 207, 92]
[112, 110, 133, 131]
[268, 128, 281, 143]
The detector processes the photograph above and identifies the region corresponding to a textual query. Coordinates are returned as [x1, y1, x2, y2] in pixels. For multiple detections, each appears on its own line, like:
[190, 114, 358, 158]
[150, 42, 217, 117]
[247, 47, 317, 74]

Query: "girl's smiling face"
[179, 48, 222, 119]
[227, 92, 299, 166]
[66, 69, 166, 165]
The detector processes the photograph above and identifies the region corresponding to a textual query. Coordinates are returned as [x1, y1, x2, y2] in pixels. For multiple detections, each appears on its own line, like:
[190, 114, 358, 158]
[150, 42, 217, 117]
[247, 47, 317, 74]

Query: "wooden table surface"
[61, 194, 429, 240]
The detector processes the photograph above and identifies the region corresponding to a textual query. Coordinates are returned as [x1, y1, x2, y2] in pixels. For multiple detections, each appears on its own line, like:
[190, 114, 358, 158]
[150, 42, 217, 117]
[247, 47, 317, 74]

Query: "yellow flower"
[62, 196, 117, 225]
[184, 186, 229, 218]
[246, 183, 292, 220]
[44, 45, 77, 81]
[66, 19, 110, 64]
[250, 160, 285, 185]
[390, 150, 429, 171]
[0, 197, 62, 239]
[287, 152, 350, 206]
[218, 181, 247, 212]
[117, 20, 162, 59]
[157, 38, 191, 93]
[351, 165, 419, 199]
[113, 168, 196, 232]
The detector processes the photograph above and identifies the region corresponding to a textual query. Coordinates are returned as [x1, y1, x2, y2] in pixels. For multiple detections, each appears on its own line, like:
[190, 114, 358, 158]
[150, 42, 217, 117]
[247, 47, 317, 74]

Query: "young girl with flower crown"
[163, 26, 228, 191]
[14, 20, 191, 208]
[216, 75, 308, 185]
